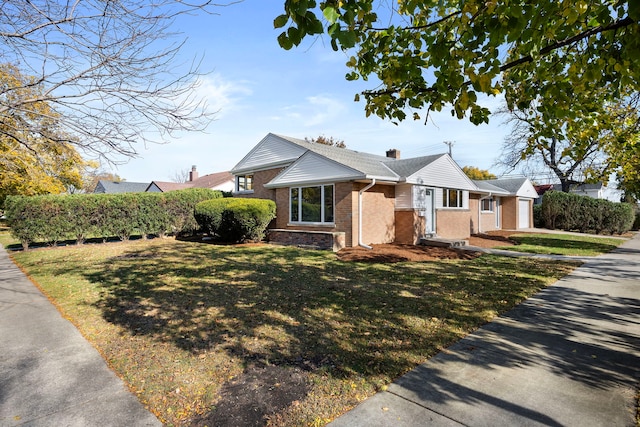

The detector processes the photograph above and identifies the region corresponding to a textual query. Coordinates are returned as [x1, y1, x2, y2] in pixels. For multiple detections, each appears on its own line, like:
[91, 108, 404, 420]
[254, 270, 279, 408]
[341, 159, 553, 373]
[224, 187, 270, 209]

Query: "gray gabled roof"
[235, 133, 487, 191]
[473, 180, 511, 195]
[482, 177, 538, 198]
[274, 134, 399, 180]
[572, 183, 603, 191]
[94, 180, 150, 193]
[383, 154, 446, 177]
[483, 177, 528, 194]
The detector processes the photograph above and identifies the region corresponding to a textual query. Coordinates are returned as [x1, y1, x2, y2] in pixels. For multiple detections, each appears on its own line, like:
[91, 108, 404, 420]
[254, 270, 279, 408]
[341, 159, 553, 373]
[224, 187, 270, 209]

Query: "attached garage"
[518, 199, 531, 229]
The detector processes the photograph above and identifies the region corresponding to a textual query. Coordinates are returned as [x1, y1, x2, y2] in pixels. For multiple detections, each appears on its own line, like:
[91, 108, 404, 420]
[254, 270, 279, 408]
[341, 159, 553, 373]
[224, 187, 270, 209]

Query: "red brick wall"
[469, 196, 479, 234]
[272, 182, 356, 247]
[435, 209, 471, 239]
[395, 210, 424, 244]
[267, 229, 346, 251]
[234, 168, 282, 201]
[501, 197, 517, 229]
[358, 183, 396, 246]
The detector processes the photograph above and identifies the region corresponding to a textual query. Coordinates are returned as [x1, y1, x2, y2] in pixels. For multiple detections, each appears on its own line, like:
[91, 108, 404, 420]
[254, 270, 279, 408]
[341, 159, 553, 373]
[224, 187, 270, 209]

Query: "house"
[146, 167, 234, 193]
[534, 182, 623, 204]
[473, 177, 539, 231]
[94, 180, 150, 194]
[230, 133, 537, 251]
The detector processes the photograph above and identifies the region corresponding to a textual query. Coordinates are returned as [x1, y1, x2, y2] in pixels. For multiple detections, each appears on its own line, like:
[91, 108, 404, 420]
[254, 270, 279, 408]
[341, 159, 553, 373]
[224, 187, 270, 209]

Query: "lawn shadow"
[78, 242, 580, 424]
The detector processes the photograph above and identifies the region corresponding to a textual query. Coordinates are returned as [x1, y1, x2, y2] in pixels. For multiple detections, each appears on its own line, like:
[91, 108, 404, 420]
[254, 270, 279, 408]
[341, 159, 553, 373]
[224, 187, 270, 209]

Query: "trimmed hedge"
[5, 188, 222, 249]
[540, 190, 634, 235]
[195, 198, 276, 243]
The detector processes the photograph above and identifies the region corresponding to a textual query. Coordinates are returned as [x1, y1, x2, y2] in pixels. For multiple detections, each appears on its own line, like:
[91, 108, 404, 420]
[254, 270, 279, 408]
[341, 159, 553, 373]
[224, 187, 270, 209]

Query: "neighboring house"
[230, 133, 537, 250]
[534, 182, 623, 204]
[94, 180, 150, 194]
[146, 167, 234, 193]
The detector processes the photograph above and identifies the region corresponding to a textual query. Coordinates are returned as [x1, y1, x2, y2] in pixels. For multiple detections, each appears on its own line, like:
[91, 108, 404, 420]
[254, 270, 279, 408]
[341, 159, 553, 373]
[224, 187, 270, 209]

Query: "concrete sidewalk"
[0, 247, 161, 426]
[330, 234, 640, 426]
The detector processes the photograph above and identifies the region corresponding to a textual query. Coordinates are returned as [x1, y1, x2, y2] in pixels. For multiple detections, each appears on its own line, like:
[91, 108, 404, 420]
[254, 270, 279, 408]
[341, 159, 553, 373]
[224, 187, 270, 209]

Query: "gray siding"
[231, 134, 306, 173]
[407, 156, 477, 191]
[267, 152, 362, 187]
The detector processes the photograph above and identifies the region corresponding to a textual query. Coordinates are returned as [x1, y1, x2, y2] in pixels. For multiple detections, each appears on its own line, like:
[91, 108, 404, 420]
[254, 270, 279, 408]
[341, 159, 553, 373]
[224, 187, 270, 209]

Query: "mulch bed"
[337, 231, 521, 263]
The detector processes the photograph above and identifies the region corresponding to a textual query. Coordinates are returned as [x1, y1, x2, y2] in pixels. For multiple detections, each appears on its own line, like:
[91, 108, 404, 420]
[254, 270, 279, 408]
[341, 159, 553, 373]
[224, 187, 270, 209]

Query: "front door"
[415, 187, 435, 235]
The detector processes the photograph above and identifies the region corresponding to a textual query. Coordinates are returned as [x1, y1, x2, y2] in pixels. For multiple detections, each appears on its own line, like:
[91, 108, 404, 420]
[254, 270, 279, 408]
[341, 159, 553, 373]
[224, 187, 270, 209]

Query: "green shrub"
[5, 188, 223, 249]
[164, 188, 223, 235]
[533, 204, 543, 228]
[540, 190, 635, 235]
[195, 198, 276, 242]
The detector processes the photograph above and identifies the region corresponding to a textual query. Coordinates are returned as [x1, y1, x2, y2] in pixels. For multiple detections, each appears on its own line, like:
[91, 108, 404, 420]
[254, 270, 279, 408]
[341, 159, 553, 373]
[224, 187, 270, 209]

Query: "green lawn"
[496, 233, 626, 256]
[8, 238, 580, 426]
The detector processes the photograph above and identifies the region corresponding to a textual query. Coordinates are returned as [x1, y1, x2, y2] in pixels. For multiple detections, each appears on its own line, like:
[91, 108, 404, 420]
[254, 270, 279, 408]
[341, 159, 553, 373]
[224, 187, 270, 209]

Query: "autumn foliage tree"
[276, 1, 639, 126]
[0, 64, 90, 205]
[462, 166, 496, 180]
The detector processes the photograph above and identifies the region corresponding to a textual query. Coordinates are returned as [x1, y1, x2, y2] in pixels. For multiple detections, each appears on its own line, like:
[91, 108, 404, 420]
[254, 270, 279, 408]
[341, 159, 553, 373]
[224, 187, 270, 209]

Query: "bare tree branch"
[0, 1, 239, 163]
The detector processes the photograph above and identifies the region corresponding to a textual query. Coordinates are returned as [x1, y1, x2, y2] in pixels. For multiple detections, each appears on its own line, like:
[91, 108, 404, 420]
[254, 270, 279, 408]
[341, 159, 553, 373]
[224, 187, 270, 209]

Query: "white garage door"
[518, 199, 530, 229]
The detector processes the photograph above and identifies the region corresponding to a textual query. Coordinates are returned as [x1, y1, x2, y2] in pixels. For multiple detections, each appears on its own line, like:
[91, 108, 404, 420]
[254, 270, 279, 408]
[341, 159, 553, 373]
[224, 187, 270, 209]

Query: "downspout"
[358, 179, 376, 249]
[478, 192, 492, 234]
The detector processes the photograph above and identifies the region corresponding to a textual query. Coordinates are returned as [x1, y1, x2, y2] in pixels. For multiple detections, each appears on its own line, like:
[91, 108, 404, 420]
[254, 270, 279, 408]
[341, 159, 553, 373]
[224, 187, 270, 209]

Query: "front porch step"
[419, 237, 468, 248]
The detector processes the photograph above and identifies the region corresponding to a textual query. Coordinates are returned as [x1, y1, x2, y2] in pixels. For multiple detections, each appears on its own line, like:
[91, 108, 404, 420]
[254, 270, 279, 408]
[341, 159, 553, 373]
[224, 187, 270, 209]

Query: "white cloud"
[195, 74, 253, 117]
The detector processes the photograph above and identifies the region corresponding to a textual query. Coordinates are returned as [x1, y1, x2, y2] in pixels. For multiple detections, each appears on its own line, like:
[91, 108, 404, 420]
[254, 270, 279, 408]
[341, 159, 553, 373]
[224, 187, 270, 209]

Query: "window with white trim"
[236, 174, 253, 192]
[443, 188, 463, 208]
[481, 197, 494, 212]
[290, 184, 334, 224]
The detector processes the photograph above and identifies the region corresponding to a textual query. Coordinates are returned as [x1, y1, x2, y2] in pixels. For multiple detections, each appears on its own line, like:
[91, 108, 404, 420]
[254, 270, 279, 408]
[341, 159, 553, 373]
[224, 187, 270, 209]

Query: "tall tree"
[0, 1, 225, 162]
[276, 1, 639, 125]
[1, 64, 90, 204]
[496, 90, 640, 193]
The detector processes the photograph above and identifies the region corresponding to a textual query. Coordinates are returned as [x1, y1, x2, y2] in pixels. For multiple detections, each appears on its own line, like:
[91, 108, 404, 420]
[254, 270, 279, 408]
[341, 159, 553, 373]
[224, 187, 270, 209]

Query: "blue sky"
[109, 1, 511, 183]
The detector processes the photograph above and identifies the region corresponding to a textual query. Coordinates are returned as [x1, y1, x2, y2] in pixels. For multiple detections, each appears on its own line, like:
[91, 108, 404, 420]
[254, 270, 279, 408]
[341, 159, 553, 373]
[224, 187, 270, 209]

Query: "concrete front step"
[419, 237, 468, 248]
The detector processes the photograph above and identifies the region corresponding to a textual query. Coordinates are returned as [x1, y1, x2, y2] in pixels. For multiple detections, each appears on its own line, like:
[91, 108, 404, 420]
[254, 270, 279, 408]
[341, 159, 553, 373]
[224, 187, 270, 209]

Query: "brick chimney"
[189, 165, 198, 182]
[386, 149, 400, 159]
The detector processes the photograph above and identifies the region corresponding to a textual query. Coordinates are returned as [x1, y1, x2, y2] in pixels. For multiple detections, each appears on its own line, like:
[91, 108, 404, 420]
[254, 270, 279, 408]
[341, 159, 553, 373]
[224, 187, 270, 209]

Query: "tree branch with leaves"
[276, 1, 639, 126]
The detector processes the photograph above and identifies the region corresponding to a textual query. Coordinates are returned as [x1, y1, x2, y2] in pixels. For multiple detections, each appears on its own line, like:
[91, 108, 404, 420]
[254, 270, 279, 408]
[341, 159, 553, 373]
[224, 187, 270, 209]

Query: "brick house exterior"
[231, 134, 537, 250]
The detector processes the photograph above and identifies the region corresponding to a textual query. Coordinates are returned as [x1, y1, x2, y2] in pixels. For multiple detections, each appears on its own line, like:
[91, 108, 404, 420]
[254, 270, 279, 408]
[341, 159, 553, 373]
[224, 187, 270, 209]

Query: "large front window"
[443, 188, 462, 208]
[290, 185, 334, 224]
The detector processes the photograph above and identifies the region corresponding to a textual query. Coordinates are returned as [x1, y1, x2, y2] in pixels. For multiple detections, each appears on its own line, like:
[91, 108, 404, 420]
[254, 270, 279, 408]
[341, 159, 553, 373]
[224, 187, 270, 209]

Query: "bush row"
[539, 190, 634, 234]
[5, 188, 222, 249]
[195, 198, 276, 243]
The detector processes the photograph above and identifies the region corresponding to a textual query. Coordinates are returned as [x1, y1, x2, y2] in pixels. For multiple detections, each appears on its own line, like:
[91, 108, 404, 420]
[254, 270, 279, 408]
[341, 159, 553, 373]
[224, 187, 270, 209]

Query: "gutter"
[358, 178, 376, 249]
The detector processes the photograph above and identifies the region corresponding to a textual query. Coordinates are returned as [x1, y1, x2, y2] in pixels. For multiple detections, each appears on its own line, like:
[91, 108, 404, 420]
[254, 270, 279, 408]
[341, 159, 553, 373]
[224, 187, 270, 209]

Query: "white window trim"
[289, 184, 335, 225]
[481, 197, 494, 212]
[442, 188, 466, 209]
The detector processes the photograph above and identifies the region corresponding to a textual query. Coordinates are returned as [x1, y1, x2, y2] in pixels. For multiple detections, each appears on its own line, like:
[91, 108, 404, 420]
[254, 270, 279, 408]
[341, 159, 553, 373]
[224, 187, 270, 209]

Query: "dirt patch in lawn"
[337, 231, 524, 263]
[190, 364, 310, 427]
[337, 244, 481, 262]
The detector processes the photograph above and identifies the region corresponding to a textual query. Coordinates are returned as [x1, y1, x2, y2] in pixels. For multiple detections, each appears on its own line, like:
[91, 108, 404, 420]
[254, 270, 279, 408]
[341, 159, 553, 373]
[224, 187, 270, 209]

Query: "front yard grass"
[10, 239, 579, 426]
[496, 233, 626, 256]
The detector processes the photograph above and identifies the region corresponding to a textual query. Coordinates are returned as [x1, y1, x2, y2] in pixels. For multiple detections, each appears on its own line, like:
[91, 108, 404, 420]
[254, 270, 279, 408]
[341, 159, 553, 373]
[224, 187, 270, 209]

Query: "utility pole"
[443, 140, 454, 156]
